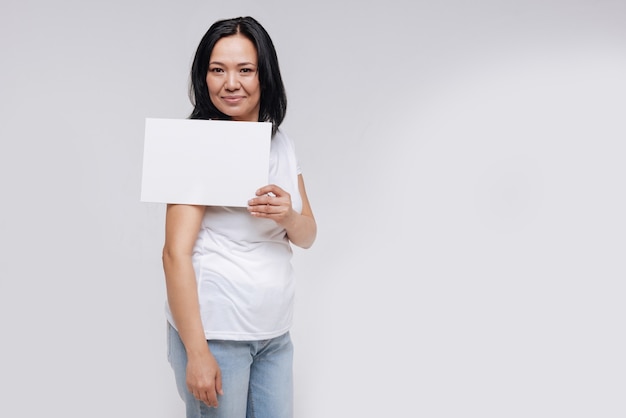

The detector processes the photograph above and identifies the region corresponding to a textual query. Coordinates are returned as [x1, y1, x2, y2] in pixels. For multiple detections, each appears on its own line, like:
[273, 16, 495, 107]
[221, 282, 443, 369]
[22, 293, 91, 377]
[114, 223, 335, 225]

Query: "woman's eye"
[209, 68, 223, 73]
[241, 68, 254, 73]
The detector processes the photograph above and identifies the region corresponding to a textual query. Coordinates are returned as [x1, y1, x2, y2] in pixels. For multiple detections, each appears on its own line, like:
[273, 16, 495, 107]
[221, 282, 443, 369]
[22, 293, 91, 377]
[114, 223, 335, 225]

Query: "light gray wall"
[1, 1, 625, 417]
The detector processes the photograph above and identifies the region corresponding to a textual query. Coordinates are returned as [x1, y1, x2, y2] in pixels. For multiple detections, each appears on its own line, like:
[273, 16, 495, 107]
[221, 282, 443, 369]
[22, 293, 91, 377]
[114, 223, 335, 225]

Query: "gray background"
[1, 0, 625, 417]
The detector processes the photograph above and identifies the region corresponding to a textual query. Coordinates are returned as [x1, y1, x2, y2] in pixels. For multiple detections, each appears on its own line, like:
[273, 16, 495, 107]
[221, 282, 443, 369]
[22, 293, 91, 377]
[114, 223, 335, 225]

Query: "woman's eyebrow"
[209, 60, 257, 66]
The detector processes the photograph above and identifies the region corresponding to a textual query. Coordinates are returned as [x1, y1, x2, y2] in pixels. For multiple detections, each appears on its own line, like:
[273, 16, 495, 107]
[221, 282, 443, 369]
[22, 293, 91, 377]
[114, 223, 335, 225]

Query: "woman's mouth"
[222, 95, 245, 104]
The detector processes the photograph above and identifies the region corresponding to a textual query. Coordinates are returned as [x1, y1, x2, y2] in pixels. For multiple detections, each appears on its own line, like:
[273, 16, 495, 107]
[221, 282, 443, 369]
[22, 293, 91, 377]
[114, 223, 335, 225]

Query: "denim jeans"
[167, 323, 294, 418]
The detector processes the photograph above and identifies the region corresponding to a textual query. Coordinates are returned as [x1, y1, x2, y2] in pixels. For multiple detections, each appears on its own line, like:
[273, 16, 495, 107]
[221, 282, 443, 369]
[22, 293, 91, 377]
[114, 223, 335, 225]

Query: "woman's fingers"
[191, 385, 219, 408]
[248, 196, 289, 215]
[186, 355, 222, 408]
[247, 184, 292, 217]
[255, 184, 285, 197]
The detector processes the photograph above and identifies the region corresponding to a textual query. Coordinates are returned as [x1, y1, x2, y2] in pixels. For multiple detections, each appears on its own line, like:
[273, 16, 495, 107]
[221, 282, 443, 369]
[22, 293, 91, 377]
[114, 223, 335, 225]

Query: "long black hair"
[189, 16, 287, 136]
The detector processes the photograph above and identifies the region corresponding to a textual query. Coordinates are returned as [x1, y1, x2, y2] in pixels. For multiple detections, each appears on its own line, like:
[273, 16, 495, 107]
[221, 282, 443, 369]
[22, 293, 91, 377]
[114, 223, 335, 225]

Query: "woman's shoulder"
[273, 127, 295, 147]
[272, 127, 300, 161]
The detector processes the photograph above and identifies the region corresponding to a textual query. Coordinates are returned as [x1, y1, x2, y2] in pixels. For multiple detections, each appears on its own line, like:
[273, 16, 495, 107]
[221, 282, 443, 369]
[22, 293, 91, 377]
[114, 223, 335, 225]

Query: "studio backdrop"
[1, 1, 624, 417]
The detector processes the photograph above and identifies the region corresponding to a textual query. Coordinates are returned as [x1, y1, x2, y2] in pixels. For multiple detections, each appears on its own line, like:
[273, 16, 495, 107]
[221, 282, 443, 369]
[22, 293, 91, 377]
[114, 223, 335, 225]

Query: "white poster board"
[140, 118, 271, 207]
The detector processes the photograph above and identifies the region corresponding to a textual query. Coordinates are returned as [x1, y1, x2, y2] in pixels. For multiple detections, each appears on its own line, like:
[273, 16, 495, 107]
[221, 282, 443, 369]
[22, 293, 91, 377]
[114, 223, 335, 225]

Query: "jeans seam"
[248, 384, 256, 418]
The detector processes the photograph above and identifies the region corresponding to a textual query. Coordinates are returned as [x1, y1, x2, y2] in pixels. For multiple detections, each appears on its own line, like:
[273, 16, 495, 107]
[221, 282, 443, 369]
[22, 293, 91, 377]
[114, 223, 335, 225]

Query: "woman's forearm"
[162, 252, 209, 356]
[162, 204, 209, 357]
[284, 211, 317, 249]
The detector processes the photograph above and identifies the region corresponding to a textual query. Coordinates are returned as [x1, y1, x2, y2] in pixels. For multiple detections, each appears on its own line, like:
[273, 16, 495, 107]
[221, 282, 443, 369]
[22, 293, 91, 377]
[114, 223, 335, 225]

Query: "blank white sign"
[140, 118, 271, 207]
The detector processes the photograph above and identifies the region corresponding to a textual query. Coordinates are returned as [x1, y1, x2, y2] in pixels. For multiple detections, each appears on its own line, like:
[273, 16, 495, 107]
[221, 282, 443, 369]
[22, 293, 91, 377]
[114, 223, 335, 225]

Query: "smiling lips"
[222, 95, 246, 104]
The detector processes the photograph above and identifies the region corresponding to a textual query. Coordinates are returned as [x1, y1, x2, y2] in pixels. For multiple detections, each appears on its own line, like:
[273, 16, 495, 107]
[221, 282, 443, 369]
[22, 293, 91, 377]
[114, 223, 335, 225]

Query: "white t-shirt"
[166, 128, 302, 340]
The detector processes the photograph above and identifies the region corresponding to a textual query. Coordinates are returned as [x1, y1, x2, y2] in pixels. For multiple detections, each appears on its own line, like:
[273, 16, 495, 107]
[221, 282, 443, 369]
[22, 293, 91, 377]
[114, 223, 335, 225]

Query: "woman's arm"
[162, 204, 223, 407]
[248, 174, 317, 249]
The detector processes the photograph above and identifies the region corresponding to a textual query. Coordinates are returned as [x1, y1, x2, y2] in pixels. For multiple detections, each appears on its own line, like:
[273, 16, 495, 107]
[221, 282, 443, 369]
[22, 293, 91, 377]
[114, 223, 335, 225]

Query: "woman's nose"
[224, 72, 240, 90]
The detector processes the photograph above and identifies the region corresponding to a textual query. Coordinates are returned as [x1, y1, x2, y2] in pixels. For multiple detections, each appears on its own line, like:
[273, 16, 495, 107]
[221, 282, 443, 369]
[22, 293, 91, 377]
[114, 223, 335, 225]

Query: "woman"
[162, 16, 316, 418]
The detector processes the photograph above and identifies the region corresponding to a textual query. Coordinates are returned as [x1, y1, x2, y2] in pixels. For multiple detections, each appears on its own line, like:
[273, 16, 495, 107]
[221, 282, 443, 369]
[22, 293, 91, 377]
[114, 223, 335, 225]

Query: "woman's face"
[206, 34, 261, 122]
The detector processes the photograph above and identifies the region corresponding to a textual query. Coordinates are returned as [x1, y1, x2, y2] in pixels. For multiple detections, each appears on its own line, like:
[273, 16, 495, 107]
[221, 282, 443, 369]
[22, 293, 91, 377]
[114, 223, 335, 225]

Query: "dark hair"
[189, 16, 287, 136]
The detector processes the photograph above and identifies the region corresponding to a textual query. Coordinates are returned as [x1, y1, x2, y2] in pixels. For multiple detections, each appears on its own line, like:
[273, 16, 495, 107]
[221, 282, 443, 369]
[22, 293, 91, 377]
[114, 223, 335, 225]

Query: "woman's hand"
[186, 350, 223, 408]
[247, 184, 295, 227]
[247, 176, 317, 249]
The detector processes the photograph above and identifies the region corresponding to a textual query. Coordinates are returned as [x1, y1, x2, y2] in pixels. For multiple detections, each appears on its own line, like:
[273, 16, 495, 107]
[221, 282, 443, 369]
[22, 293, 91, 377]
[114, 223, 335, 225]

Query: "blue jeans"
[167, 323, 294, 418]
